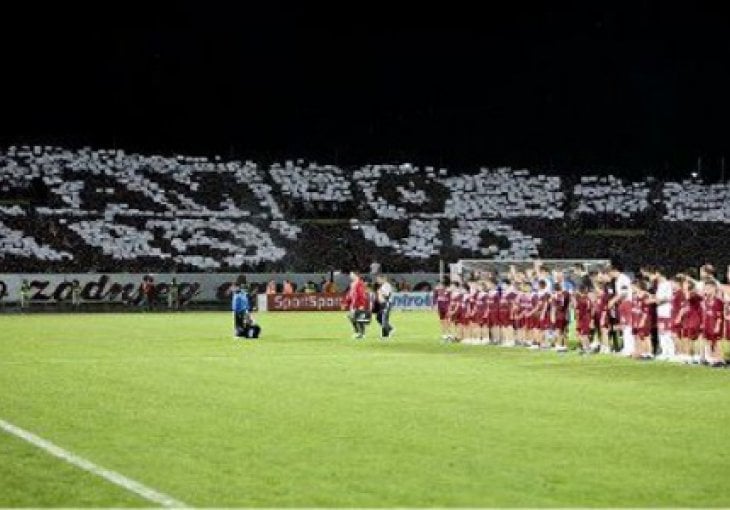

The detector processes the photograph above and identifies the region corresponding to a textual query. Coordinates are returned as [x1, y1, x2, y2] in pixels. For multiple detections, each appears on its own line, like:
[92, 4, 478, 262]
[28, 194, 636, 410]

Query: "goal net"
[450, 258, 610, 283]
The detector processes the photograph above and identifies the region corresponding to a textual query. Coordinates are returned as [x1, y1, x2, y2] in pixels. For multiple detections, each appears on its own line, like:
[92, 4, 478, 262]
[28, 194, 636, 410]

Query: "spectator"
[370, 260, 381, 275]
[20, 279, 30, 310]
[266, 280, 277, 295]
[168, 277, 179, 310]
[71, 279, 81, 309]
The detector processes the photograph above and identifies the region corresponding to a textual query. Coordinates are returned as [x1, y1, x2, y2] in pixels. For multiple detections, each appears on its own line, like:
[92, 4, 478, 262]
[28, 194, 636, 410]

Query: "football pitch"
[1, 311, 729, 508]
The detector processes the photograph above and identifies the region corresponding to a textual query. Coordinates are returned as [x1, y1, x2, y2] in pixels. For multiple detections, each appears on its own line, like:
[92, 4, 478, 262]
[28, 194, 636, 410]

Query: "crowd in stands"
[663, 180, 730, 223]
[1, 145, 730, 276]
[573, 175, 651, 218]
[269, 161, 354, 218]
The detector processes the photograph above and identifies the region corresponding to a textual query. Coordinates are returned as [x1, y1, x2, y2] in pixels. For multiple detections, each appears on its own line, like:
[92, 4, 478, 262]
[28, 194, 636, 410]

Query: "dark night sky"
[2, 1, 730, 178]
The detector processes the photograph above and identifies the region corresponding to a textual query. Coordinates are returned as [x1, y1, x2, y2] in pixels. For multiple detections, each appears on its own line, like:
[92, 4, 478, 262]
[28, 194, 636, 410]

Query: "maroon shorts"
[671, 317, 682, 335]
[458, 311, 472, 325]
[552, 317, 568, 332]
[576, 319, 592, 336]
[488, 313, 500, 328]
[682, 325, 700, 341]
[594, 312, 608, 330]
[437, 307, 448, 321]
[633, 327, 651, 339]
[703, 327, 723, 343]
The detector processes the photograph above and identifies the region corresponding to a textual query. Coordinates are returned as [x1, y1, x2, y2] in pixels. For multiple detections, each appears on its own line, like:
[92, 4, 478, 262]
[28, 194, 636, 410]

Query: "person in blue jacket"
[231, 284, 250, 337]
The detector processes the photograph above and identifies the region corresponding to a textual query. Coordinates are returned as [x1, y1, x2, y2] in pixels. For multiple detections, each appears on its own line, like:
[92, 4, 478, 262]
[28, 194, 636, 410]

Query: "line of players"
[433, 263, 730, 365]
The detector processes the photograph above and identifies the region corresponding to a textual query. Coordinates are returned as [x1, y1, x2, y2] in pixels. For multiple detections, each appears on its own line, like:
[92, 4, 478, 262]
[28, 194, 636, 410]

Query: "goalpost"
[449, 258, 611, 283]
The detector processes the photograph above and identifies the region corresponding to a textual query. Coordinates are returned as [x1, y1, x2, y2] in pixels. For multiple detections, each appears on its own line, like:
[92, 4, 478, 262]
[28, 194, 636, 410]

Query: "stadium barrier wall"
[389, 292, 433, 310]
[0, 273, 440, 305]
[258, 292, 434, 312]
[264, 293, 345, 311]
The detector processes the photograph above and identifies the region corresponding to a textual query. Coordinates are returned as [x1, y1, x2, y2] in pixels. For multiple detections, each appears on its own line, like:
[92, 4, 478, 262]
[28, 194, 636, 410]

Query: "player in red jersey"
[631, 280, 654, 359]
[464, 282, 481, 344]
[593, 279, 612, 353]
[670, 275, 687, 361]
[484, 279, 501, 344]
[342, 271, 370, 339]
[473, 282, 490, 344]
[573, 285, 594, 352]
[461, 282, 475, 343]
[724, 270, 730, 354]
[457, 283, 473, 342]
[499, 281, 518, 347]
[681, 279, 704, 363]
[446, 283, 464, 342]
[701, 280, 725, 366]
[528, 280, 550, 349]
[513, 282, 533, 346]
[433, 282, 451, 340]
[550, 282, 571, 352]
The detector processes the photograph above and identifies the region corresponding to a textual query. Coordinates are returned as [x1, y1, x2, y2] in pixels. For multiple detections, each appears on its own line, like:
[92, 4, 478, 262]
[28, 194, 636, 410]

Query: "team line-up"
[428, 263, 730, 366]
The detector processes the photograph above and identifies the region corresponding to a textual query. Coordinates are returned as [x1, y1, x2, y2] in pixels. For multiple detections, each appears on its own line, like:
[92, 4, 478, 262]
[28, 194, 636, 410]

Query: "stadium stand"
[662, 180, 730, 223]
[573, 175, 650, 218]
[1, 145, 730, 274]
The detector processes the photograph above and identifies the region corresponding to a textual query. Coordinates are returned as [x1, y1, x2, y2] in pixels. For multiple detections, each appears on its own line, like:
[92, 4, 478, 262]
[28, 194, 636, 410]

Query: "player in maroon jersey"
[513, 282, 533, 346]
[528, 279, 550, 349]
[526, 284, 540, 347]
[593, 278, 612, 353]
[574, 285, 594, 352]
[484, 279, 501, 344]
[550, 282, 571, 352]
[464, 282, 481, 343]
[457, 283, 473, 342]
[474, 282, 490, 344]
[433, 282, 452, 340]
[499, 280, 518, 346]
[701, 280, 725, 366]
[446, 283, 464, 342]
[461, 282, 474, 343]
[681, 279, 704, 363]
[631, 280, 654, 359]
[670, 275, 687, 361]
[724, 273, 730, 352]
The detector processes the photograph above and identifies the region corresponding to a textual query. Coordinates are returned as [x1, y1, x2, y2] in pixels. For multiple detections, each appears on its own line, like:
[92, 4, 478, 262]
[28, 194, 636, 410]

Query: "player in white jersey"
[375, 275, 395, 339]
[608, 263, 634, 356]
[653, 268, 675, 361]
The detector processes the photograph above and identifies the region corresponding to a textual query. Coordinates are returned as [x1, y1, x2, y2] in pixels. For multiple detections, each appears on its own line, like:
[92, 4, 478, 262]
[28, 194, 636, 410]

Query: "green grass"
[0, 311, 729, 508]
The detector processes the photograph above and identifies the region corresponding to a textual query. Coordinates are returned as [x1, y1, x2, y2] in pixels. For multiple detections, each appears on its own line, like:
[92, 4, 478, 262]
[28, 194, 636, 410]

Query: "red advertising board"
[267, 293, 345, 311]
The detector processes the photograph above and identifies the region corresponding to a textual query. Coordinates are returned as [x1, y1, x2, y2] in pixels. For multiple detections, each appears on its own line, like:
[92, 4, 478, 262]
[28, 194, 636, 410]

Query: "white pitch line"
[0, 418, 187, 508]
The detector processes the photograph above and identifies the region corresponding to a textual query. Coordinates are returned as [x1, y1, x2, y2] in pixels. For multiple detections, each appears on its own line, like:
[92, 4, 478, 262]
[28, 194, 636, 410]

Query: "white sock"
[659, 333, 674, 359]
[622, 328, 634, 354]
